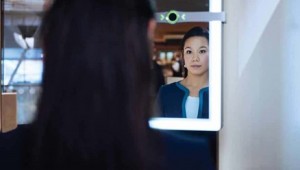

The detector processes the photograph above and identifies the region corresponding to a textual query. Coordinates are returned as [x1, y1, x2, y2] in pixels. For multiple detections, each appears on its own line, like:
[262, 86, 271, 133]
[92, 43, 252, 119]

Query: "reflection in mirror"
[155, 0, 209, 12]
[150, 0, 223, 131]
[152, 0, 209, 119]
[154, 25, 209, 119]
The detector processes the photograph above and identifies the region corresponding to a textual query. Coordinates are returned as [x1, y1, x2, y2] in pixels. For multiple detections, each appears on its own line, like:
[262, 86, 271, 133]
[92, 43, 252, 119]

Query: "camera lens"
[166, 10, 179, 24]
[168, 13, 177, 21]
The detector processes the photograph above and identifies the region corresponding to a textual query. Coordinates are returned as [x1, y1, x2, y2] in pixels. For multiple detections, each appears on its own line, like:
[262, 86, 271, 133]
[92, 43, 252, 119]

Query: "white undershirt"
[185, 96, 199, 118]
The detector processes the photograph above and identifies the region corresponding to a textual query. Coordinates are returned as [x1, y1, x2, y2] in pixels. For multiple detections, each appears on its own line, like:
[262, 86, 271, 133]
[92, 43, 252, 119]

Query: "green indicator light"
[181, 14, 186, 20]
[166, 10, 179, 24]
[160, 14, 165, 21]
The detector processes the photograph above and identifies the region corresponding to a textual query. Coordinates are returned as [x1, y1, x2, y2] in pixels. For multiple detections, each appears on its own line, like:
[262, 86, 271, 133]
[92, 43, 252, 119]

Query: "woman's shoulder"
[199, 86, 209, 94]
[159, 82, 180, 92]
[158, 82, 188, 98]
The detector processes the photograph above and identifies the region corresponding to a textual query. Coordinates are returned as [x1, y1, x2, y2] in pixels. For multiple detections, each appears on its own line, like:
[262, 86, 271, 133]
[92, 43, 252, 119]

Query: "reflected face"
[183, 36, 209, 76]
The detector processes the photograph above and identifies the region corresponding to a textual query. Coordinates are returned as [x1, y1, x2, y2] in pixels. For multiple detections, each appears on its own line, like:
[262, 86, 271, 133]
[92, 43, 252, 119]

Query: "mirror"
[149, 0, 224, 131]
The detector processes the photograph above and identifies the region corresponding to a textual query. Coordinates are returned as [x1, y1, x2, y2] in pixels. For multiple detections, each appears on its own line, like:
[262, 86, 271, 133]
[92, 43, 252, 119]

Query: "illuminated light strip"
[210, 0, 222, 12]
[209, 0, 222, 130]
[149, 118, 217, 131]
[209, 21, 222, 131]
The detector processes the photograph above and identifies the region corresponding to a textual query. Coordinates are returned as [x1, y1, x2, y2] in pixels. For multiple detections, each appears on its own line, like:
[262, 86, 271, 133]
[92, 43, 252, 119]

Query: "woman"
[156, 27, 209, 119]
[22, 0, 162, 169]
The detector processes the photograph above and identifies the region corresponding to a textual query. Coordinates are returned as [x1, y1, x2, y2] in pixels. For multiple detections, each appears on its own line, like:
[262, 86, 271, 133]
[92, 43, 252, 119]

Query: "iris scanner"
[156, 10, 225, 24]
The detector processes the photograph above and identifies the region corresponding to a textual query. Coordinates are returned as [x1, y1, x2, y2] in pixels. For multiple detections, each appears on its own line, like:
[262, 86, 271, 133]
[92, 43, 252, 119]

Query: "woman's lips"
[191, 65, 201, 68]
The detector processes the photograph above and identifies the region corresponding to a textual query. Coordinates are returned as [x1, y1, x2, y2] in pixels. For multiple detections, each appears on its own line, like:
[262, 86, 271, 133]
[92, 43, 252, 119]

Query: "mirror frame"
[149, 0, 225, 131]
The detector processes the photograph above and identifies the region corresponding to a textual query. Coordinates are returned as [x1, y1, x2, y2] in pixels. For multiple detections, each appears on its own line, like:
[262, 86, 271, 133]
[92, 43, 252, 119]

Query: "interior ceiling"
[4, 0, 45, 12]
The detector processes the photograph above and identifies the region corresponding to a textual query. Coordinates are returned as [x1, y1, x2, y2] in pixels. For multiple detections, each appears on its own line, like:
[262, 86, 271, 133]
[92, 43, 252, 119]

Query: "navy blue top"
[156, 82, 209, 118]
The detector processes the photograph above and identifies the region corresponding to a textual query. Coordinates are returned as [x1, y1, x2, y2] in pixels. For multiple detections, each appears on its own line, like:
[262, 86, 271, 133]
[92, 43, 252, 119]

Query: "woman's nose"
[192, 54, 200, 61]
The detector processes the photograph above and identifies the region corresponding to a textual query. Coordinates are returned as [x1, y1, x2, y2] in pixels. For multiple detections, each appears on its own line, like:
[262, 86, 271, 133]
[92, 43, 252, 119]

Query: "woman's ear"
[147, 19, 157, 40]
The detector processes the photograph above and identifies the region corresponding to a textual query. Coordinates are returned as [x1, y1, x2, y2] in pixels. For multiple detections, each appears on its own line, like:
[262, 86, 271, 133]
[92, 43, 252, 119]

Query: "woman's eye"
[185, 50, 192, 54]
[200, 49, 206, 54]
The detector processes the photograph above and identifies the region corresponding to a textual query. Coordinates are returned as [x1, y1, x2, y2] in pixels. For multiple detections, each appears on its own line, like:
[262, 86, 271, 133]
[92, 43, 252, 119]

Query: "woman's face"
[183, 36, 209, 77]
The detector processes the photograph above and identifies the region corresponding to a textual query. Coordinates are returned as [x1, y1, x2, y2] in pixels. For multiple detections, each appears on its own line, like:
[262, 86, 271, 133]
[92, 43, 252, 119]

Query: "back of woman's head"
[30, 0, 159, 169]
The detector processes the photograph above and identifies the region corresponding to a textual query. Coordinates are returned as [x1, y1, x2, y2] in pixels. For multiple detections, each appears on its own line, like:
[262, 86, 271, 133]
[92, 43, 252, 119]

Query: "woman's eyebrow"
[199, 46, 208, 49]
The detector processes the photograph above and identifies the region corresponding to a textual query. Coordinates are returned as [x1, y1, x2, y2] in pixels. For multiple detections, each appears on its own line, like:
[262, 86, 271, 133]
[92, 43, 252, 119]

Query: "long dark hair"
[181, 27, 209, 77]
[28, 0, 159, 169]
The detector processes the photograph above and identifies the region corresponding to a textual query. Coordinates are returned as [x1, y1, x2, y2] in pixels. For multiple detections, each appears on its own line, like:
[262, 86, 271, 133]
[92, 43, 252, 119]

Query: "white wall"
[219, 0, 300, 169]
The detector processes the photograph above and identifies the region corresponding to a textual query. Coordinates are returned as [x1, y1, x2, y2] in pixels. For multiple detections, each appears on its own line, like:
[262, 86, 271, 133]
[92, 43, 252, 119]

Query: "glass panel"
[153, 0, 209, 119]
[1, 0, 46, 124]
